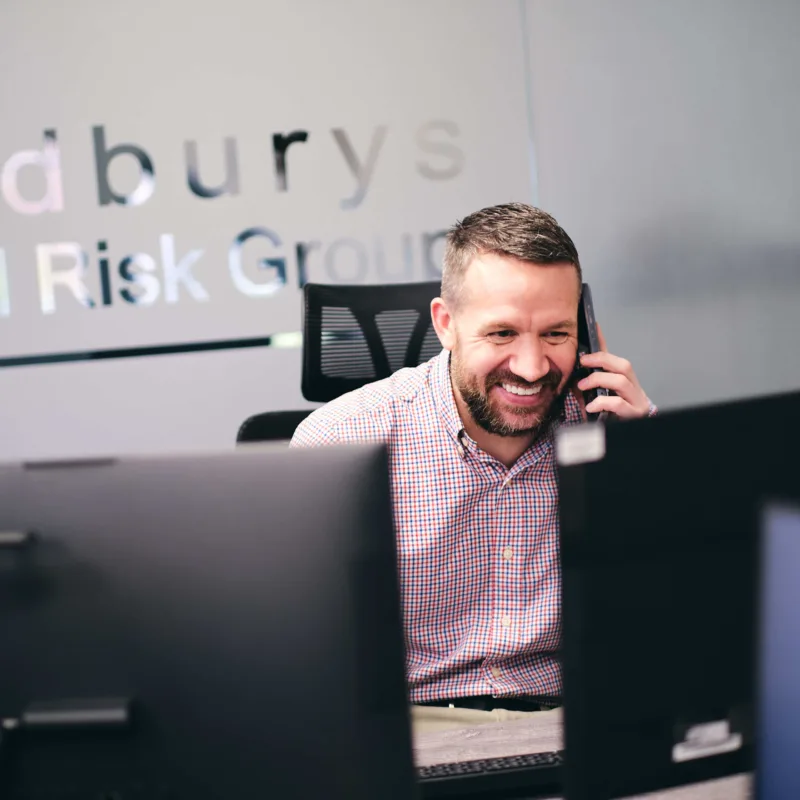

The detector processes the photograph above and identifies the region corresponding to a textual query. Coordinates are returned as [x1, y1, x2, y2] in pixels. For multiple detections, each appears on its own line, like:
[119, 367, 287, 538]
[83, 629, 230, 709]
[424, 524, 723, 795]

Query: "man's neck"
[452, 389, 534, 469]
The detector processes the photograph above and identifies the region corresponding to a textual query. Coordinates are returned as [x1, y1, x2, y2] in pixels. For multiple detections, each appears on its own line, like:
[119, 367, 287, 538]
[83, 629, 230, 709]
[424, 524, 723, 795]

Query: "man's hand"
[575, 324, 653, 420]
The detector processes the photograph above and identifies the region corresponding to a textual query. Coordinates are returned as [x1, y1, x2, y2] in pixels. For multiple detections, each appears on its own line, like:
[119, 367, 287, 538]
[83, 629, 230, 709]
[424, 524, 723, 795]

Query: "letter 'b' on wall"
[93, 126, 156, 207]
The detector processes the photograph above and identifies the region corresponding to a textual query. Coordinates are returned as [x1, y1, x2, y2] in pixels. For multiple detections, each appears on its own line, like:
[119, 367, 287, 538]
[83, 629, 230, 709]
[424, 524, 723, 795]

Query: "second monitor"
[556, 389, 800, 800]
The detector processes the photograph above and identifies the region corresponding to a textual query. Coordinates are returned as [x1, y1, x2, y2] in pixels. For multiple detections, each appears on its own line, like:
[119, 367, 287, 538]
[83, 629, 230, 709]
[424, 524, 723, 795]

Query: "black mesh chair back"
[301, 281, 442, 403]
[236, 409, 314, 443]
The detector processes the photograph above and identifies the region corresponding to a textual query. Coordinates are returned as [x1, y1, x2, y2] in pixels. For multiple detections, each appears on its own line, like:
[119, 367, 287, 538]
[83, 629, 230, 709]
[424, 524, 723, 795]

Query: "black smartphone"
[576, 282, 609, 421]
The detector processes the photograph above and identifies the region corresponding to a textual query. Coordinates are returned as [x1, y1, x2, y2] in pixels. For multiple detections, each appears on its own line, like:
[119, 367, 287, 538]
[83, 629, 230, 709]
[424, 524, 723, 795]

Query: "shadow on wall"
[601, 213, 800, 304]
[587, 213, 800, 410]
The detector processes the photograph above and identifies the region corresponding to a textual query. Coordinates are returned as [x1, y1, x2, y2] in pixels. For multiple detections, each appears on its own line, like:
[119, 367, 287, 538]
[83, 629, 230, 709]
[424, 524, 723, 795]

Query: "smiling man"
[291, 203, 655, 730]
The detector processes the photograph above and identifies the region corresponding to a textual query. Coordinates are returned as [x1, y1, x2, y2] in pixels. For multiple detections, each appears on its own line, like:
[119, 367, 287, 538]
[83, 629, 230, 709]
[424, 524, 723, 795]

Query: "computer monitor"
[555, 389, 800, 800]
[0, 444, 417, 800]
[756, 501, 800, 800]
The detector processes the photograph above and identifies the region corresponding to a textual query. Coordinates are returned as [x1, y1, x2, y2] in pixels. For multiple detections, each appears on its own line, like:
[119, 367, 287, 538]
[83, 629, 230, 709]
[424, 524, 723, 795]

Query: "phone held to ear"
[576, 282, 609, 422]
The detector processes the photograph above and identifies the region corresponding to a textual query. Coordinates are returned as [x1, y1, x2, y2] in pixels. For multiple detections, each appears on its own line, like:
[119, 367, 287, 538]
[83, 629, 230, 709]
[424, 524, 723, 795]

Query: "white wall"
[4, 0, 799, 460]
[525, 0, 800, 410]
[0, 0, 533, 459]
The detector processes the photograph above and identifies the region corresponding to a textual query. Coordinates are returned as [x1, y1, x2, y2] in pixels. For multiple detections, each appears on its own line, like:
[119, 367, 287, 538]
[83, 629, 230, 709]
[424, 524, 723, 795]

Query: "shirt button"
[501, 616, 512, 628]
[491, 667, 502, 678]
[502, 547, 513, 561]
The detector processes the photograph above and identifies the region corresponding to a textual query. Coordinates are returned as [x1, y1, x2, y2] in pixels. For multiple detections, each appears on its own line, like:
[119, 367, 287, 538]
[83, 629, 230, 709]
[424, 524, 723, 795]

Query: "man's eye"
[543, 331, 569, 344]
[489, 330, 516, 340]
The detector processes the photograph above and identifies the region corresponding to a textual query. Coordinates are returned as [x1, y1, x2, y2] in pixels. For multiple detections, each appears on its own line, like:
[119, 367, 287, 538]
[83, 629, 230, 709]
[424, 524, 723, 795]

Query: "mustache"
[485, 368, 562, 391]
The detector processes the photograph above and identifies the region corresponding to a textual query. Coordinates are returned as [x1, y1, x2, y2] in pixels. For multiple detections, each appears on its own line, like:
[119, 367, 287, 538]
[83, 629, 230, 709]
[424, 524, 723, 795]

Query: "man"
[291, 203, 655, 731]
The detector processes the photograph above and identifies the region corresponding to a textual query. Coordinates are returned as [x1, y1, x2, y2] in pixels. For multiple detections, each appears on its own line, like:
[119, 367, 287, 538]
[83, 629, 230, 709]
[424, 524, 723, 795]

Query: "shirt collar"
[431, 348, 585, 460]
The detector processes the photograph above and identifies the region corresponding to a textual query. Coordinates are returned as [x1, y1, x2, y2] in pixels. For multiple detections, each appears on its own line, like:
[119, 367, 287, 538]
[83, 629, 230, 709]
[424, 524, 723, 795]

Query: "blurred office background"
[1, 0, 798, 460]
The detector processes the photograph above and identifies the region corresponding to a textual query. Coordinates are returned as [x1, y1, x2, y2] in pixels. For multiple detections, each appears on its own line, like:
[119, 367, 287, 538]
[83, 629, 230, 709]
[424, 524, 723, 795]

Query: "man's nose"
[508, 338, 550, 383]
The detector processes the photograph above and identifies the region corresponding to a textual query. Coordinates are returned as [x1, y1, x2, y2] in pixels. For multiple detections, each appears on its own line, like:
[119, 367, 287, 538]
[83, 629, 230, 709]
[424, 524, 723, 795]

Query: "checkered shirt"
[290, 348, 584, 703]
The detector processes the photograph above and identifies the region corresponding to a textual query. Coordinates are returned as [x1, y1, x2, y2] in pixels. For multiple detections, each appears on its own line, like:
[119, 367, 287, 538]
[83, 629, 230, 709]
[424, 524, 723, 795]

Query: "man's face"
[440, 253, 581, 438]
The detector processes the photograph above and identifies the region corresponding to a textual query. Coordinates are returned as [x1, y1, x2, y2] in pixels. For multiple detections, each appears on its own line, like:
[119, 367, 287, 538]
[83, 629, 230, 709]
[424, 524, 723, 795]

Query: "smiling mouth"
[500, 382, 542, 397]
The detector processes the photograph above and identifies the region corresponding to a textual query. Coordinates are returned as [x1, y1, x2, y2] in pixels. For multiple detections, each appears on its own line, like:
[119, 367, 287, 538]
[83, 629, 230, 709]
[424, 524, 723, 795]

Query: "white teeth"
[502, 383, 542, 396]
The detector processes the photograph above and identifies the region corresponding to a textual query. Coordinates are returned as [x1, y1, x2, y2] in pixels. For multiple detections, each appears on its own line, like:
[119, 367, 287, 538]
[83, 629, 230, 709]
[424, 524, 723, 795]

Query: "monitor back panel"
[559, 391, 800, 800]
[0, 444, 415, 800]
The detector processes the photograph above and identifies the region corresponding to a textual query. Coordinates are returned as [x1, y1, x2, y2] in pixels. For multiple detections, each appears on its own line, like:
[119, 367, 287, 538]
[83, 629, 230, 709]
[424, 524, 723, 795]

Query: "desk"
[412, 710, 752, 799]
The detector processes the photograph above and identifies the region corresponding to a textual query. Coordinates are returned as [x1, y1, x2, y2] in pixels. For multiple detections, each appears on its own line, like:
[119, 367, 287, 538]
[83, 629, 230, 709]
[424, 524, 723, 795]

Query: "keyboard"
[416, 749, 564, 798]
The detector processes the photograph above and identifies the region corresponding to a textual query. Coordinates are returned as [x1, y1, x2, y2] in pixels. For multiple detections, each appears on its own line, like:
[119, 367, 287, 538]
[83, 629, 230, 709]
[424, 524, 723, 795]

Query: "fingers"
[576, 370, 649, 414]
[579, 350, 636, 384]
[576, 370, 631, 396]
[577, 343, 652, 420]
[584, 394, 643, 419]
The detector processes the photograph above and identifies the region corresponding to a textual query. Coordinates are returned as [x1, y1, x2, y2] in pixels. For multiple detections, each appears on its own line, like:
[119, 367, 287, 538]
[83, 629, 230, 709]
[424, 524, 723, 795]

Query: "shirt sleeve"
[289, 383, 395, 448]
[289, 410, 341, 448]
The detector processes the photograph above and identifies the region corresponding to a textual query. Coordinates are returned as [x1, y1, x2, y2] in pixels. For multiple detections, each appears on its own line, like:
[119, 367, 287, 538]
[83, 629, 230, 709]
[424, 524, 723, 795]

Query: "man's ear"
[430, 297, 457, 351]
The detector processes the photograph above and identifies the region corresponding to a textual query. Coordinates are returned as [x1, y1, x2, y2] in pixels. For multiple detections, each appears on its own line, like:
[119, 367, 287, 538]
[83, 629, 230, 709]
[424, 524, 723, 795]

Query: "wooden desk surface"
[412, 709, 752, 800]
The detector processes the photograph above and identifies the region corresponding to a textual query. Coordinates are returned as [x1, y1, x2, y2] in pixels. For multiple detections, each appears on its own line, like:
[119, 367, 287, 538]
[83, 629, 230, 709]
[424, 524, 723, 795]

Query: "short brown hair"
[441, 202, 582, 306]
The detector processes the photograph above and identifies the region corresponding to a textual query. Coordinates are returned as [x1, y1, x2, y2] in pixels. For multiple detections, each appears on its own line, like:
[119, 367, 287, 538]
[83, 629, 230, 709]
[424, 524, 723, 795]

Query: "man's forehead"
[460, 255, 580, 296]
[462, 282, 579, 315]
[462, 300, 577, 330]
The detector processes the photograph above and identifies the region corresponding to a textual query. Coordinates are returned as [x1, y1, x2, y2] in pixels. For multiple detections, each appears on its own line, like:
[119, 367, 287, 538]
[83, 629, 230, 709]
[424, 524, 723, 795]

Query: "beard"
[450, 351, 568, 439]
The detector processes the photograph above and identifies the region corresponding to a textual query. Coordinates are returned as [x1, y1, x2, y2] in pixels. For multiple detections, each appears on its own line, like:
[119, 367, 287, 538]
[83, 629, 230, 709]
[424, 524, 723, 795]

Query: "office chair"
[235, 281, 442, 443]
[301, 281, 442, 402]
[236, 409, 314, 443]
